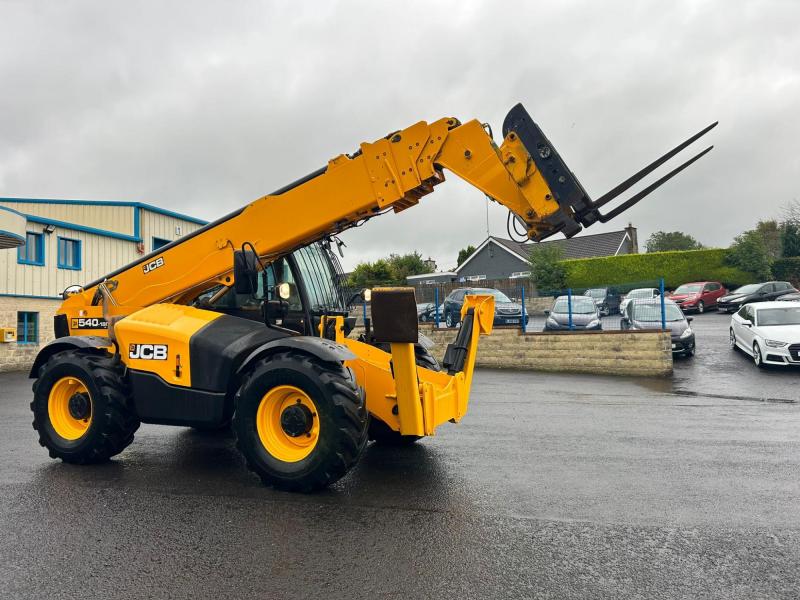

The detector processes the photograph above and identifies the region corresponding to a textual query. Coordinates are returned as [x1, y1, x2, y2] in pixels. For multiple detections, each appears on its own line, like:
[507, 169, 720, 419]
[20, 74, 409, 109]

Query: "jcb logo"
[143, 257, 165, 274]
[71, 317, 109, 330]
[129, 344, 168, 360]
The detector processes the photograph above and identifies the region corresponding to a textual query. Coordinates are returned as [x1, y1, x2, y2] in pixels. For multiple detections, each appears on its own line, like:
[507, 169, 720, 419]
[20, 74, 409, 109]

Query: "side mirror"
[62, 284, 84, 300]
[233, 250, 259, 294]
[544, 310, 551, 316]
[743, 320, 752, 327]
[687, 317, 694, 323]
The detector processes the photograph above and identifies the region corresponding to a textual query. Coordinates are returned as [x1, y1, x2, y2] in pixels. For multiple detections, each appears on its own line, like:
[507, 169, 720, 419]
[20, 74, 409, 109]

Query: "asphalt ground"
[1, 313, 798, 599]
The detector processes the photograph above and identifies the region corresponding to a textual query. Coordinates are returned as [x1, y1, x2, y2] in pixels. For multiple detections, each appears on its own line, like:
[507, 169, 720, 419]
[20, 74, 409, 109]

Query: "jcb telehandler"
[29, 104, 715, 491]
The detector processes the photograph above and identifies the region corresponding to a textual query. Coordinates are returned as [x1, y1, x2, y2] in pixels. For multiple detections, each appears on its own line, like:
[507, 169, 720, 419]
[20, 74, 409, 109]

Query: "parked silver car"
[544, 295, 602, 331]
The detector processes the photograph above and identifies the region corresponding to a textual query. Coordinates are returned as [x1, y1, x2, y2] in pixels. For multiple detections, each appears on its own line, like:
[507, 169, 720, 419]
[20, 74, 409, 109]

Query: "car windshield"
[756, 307, 800, 326]
[733, 284, 761, 294]
[473, 289, 511, 303]
[632, 303, 684, 322]
[553, 297, 596, 314]
[674, 284, 703, 294]
[585, 288, 606, 298]
[627, 289, 655, 299]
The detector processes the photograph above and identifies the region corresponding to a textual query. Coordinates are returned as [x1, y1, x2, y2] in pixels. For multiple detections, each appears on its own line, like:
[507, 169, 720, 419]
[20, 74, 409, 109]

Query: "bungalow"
[408, 224, 638, 285]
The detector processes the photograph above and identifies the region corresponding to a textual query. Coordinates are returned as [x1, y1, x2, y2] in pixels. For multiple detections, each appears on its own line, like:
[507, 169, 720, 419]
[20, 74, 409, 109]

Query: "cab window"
[293, 244, 343, 312]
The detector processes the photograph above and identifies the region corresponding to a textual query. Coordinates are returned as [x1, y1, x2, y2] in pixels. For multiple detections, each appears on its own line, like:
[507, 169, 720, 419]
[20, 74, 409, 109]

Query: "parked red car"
[668, 281, 727, 313]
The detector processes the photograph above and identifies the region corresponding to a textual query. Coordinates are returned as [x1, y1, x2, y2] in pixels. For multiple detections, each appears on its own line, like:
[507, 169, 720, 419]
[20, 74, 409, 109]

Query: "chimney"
[625, 223, 639, 254]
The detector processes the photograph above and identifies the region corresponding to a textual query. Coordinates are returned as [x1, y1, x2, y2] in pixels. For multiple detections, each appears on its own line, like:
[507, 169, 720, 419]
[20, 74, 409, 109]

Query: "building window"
[152, 237, 171, 251]
[17, 232, 45, 266]
[57, 237, 82, 270]
[465, 274, 486, 281]
[17, 312, 39, 344]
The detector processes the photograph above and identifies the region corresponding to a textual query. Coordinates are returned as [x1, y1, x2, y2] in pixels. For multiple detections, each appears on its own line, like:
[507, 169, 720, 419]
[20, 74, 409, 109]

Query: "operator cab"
[192, 242, 353, 337]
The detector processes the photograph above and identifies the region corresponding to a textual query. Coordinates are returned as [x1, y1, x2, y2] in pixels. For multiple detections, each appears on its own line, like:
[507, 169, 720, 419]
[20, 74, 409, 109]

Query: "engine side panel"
[113, 304, 224, 388]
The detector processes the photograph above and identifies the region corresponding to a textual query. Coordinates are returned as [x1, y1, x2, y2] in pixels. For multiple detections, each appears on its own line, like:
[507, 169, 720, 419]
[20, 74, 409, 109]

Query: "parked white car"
[729, 301, 800, 368]
[619, 287, 661, 315]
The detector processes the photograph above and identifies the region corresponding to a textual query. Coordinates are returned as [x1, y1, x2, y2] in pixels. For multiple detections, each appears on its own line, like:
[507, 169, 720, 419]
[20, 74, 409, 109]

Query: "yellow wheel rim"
[256, 385, 319, 463]
[48, 376, 93, 441]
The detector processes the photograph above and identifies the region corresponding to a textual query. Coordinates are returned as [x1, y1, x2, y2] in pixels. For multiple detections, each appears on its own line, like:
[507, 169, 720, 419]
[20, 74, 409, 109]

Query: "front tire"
[697, 301, 705, 314]
[729, 329, 737, 351]
[445, 311, 455, 328]
[31, 350, 139, 464]
[233, 350, 367, 492]
[753, 343, 766, 369]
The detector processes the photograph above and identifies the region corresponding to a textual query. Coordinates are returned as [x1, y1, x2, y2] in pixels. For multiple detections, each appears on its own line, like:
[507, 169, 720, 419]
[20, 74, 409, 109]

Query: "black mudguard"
[236, 336, 356, 377]
[29, 336, 113, 378]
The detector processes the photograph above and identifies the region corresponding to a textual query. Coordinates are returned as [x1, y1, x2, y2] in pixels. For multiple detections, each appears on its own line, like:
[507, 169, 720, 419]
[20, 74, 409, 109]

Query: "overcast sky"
[1, 1, 798, 271]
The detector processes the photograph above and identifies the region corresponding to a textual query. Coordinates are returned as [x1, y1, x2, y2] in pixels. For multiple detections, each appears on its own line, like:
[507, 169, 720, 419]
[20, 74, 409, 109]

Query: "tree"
[529, 244, 566, 291]
[387, 252, 427, 281]
[456, 245, 476, 266]
[347, 252, 428, 288]
[348, 259, 394, 289]
[781, 198, 800, 224]
[781, 221, 800, 257]
[754, 220, 782, 259]
[726, 230, 772, 280]
[645, 231, 703, 253]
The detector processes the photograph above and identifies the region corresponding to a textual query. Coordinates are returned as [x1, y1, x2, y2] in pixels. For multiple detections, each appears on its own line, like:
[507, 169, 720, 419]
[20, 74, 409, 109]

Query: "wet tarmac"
[1, 315, 798, 599]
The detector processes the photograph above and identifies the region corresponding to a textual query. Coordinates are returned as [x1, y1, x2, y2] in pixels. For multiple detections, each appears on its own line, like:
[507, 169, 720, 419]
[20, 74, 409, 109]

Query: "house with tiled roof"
[409, 225, 638, 285]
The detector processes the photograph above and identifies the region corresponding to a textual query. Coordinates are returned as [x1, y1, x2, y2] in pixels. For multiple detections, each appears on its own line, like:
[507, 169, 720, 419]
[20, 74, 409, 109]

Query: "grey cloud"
[1, 0, 798, 271]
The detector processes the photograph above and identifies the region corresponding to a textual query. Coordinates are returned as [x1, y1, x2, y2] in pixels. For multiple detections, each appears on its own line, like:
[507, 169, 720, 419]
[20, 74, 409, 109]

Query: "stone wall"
[419, 325, 672, 377]
[0, 297, 60, 372]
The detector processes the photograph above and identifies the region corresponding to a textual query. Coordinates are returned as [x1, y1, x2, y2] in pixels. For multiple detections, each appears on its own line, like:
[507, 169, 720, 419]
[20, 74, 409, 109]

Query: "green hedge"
[771, 257, 800, 284]
[561, 248, 753, 289]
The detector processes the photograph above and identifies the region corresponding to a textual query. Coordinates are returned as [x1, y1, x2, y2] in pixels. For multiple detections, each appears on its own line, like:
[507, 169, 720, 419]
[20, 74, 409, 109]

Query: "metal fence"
[416, 278, 670, 333]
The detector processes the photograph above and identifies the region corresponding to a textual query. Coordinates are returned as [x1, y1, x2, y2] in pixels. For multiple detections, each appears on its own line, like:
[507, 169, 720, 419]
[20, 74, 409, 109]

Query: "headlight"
[765, 339, 787, 348]
[680, 328, 693, 338]
[546, 317, 558, 326]
[586, 319, 600, 328]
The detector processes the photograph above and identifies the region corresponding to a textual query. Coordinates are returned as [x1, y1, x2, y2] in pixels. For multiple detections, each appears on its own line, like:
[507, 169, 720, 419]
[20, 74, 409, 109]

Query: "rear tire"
[369, 346, 441, 446]
[31, 350, 139, 464]
[233, 350, 367, 492]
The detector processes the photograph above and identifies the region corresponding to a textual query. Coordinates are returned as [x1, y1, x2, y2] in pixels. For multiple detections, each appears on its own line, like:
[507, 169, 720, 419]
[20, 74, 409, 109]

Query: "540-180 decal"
[71, 317, 109, 330]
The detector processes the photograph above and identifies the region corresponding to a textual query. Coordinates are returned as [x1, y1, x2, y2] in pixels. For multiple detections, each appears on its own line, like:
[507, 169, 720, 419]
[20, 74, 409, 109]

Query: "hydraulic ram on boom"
[29, 103, 715, 492]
